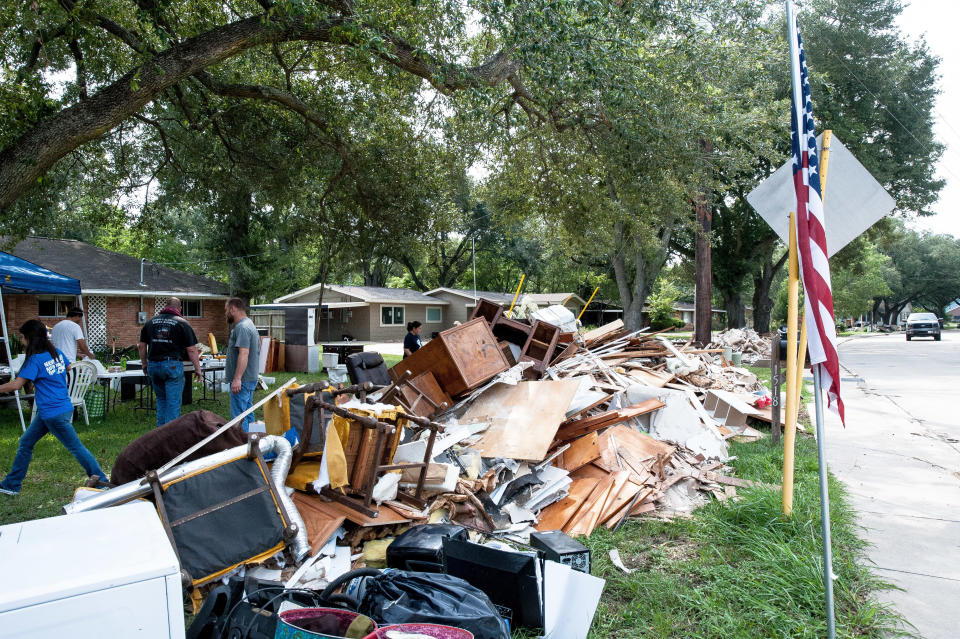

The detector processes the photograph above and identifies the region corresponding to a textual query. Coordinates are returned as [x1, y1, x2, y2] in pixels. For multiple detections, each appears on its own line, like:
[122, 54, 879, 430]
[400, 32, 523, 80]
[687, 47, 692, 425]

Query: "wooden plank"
[604, 486, 655, 528]
[294, 491, 411, 527]
[556, 432, 601, 472]
[466, 378, 582, 461]
[581, 319, 624, 344]
[588, 470, 630, 533]
[558, 399, 666, 441]
[563, 474, 617, 537]
[561, 393, 614, 425]
[599, 480, 645, 525]
[570, 462, 610, 480]
[616, 447, 653, 484]
[535, 477, 599, 531]
[629, 497, 657, 516]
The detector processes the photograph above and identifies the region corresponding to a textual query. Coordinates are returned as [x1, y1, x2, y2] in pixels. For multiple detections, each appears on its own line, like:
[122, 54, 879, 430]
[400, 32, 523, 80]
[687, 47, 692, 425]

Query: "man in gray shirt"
[224, 298, 260, 428]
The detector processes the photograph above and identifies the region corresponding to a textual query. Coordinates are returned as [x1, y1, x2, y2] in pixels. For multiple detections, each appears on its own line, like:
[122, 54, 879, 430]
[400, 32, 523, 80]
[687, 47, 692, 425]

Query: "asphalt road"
[819, 330, 960, 638]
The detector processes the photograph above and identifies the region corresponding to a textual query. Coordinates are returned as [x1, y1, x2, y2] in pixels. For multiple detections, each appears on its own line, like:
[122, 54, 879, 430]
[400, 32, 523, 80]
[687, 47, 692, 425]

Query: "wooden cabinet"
[390, 318, 509, 396]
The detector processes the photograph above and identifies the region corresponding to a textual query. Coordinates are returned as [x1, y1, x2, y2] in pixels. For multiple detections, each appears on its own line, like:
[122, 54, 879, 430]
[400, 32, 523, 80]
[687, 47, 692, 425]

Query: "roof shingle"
[9, 237, 229, 296]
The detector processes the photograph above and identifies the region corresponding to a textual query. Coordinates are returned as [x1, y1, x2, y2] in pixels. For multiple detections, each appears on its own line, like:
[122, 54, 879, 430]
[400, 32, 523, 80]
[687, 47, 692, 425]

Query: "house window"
[426, 306, 442, 323]
[380, 305, 404, 326]
[38, 296, 73, 317]
[183, 299, 203, 318]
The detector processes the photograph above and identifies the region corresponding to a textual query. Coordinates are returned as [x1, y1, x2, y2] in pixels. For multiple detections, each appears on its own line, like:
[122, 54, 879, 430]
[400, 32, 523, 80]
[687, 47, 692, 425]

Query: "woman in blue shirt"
[0, 319, 106, 495]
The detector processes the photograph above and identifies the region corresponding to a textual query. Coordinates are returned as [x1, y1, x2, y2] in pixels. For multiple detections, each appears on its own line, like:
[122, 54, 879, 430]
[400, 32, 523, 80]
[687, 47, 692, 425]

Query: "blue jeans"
[1, 410, 106, 492]
[230, 380, 257, 429]
[148, 359, 185, 427]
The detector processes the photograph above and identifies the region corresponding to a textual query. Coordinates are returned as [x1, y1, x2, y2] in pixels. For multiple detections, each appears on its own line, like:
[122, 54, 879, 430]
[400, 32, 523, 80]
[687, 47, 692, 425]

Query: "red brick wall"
[105, 296, 145, 347]
[3, 294, 42, 335]
[2, 294, 227, 350]
[188, 299, 228, 349]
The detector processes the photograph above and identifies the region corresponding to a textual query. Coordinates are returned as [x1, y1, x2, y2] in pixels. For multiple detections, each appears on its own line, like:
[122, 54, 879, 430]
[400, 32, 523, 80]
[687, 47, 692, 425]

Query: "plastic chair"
[68, 360, 98, 425]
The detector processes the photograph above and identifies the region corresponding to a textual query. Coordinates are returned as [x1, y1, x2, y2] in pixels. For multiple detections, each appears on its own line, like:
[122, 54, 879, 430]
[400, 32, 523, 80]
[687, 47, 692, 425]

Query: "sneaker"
[0, 486, 19, 496]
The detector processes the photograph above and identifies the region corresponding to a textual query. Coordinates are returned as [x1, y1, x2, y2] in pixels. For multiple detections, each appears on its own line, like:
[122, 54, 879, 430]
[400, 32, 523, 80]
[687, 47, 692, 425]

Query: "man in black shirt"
[137, 297, 202, 427]
[403, 321, 422, 358]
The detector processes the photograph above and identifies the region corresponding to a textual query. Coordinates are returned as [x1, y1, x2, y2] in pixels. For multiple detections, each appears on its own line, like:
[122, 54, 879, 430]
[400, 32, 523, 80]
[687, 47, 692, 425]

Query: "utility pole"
[694, 139, 714, 345]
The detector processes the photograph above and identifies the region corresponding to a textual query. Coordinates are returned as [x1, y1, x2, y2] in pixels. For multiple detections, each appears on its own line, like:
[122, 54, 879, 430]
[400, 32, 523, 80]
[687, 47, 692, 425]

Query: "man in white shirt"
[51, 308, 94, 363]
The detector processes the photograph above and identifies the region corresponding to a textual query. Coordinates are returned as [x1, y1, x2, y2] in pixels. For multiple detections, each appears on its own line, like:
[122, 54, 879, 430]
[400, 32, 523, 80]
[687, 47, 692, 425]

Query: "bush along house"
[5, 238, 230, 355]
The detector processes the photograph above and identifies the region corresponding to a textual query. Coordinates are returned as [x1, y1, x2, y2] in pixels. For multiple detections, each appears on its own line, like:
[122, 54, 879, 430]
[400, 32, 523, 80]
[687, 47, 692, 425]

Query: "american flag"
[788, 5, 845, 424]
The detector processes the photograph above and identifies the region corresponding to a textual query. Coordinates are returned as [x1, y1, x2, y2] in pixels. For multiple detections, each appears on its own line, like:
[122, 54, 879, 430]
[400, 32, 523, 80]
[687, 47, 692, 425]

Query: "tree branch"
[68, 39, 88, 100]
[1, 10, 524, 212]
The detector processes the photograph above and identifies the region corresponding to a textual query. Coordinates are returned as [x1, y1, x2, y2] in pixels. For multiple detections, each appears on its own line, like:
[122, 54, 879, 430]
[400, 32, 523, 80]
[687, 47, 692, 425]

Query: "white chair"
[10, 353, 25, 375]
[68, 360, 98, 426]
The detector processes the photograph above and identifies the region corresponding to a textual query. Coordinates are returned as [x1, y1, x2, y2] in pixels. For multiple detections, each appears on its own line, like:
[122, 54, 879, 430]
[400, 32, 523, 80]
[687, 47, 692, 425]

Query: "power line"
[148, 250, 278, 267]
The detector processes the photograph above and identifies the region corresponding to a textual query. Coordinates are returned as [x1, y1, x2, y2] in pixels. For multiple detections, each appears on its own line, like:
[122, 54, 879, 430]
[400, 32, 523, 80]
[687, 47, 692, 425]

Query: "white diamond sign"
[746, 134, 896, 256]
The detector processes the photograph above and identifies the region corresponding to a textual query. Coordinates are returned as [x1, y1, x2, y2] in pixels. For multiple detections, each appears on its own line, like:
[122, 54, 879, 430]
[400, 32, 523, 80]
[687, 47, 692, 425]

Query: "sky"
[896, 0, 960, 238]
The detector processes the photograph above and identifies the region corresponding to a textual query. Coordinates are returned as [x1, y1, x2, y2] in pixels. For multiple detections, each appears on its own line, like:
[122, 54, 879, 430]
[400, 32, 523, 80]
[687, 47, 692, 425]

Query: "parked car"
[905, 312, 941, 341]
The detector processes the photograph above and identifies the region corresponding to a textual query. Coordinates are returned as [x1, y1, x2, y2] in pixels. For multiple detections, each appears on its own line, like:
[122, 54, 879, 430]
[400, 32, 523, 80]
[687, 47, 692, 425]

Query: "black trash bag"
[355, 570, 509, 639]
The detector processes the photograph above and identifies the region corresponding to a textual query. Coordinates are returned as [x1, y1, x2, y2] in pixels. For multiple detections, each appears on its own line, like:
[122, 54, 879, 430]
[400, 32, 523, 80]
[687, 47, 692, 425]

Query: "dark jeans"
[148, 359, 185, 427]
[1, 410, 105, 492]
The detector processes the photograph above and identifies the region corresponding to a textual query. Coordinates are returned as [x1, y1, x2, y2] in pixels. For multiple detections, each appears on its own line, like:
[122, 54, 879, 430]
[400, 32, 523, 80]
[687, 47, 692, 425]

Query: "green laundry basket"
[84, 386, 106, 419]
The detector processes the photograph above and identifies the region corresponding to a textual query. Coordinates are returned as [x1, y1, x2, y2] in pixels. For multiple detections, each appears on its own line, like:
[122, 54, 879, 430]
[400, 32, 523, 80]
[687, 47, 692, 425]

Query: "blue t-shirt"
[18, 349, 73, 418]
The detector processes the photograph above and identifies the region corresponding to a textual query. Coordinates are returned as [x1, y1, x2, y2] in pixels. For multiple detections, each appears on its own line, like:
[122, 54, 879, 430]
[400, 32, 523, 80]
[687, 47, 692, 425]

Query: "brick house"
[6, 238, 230, 352]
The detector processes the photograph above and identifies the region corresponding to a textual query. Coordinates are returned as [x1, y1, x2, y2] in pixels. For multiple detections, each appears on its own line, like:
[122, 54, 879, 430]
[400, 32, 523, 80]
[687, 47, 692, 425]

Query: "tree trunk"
[694, 176, 712, 344]
[226, 187, 254, 299]
[723, 292, 745, 329]
[752, 251, 787, 334]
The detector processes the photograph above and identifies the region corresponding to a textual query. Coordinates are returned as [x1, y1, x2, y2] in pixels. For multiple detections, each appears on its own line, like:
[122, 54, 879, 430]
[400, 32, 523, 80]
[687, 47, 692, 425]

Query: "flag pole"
[813, 363, 837, 638]
[782, 209, 800, 516]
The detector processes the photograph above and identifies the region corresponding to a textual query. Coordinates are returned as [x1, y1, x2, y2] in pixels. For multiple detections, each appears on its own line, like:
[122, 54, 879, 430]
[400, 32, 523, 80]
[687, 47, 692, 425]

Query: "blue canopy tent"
[0, 251, 83, 431]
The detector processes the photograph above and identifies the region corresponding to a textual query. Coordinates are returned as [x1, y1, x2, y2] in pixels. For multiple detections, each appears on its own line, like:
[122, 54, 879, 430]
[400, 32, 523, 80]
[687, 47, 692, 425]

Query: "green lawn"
[585, 436, 905, 638]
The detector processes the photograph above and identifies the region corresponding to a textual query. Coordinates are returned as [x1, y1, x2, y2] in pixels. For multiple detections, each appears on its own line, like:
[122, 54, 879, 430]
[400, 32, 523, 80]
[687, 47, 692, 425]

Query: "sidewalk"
[811, 341, 960, 638]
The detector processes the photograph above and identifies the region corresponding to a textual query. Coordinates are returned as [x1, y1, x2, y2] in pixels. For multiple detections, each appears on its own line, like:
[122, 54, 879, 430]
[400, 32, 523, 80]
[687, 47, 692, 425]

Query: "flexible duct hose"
[259, 434, 311, 563]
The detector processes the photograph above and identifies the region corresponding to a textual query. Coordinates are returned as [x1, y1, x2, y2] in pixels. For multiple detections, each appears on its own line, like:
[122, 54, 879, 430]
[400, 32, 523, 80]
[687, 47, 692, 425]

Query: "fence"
[250, 310, 285, 342]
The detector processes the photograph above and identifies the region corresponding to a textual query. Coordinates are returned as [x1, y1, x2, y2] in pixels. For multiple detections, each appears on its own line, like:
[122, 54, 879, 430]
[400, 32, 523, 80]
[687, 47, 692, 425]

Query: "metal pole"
[76, 294, 88, 356]
[812, 364, 837, 639]
[472, 237, 477, 302]
[771, 335, 781, 444]
[0, 289, 26, 431]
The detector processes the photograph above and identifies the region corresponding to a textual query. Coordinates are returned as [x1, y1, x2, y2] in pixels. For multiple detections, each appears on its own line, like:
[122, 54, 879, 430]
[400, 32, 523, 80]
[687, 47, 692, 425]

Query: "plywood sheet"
[557, 433, 600, 472]
[535, 477, 599, 532]
[465, 378, 581, 461]
[598, 425, 674, 468]
[629, 369, 674, 388]
[570, 463, 610, 480]
[292, 491, 347, 555]
[564, 473, 617, 537]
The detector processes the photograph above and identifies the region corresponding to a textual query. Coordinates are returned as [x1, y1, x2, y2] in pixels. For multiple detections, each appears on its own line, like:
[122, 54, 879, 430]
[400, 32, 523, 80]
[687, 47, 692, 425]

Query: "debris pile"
[709, 327, 772, 365]
[54, 303, 774, 638]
